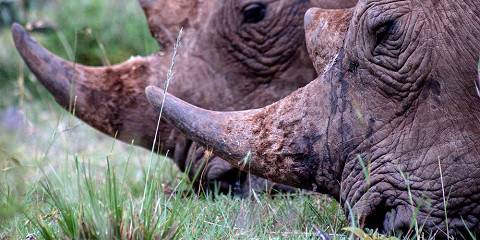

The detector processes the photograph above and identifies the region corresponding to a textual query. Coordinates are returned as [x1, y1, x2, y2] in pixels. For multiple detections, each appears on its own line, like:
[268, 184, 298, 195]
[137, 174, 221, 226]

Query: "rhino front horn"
[145, 84, 322, 189]
[145, 85, 256, 160]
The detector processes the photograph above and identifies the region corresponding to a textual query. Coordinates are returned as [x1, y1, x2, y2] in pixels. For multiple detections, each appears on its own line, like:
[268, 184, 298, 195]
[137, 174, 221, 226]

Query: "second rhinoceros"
[12, 0, 356, 195]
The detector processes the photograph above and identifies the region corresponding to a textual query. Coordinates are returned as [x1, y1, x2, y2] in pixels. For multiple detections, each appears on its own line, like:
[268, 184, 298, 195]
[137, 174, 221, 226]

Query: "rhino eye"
[374, 20, 396, 46]
[242, 3, 267, 24]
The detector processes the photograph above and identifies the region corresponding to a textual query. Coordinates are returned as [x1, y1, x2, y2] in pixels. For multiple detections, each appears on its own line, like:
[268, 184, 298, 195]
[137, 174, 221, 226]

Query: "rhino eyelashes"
[242, 2, 267, 24]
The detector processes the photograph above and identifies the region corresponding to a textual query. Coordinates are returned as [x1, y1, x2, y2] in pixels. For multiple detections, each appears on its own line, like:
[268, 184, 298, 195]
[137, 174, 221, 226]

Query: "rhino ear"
[309, 0, 357, 9]
[138, 0, 202, 49]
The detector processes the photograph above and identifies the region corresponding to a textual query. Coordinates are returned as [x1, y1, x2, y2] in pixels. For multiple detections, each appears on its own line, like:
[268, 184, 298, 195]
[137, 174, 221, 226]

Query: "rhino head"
[11, 0, 356, 194]
[147, 0, 480, 236]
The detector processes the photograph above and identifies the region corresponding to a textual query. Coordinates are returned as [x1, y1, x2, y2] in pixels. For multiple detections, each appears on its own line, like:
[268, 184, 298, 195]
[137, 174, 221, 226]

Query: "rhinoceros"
[11, 0, 356, 195]
[146, 0, 480, 236]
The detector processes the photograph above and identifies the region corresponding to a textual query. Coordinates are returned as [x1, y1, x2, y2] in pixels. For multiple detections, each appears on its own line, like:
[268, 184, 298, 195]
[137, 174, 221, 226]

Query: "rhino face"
[147, 0, 480, 235]
[12, 0, 356, 194]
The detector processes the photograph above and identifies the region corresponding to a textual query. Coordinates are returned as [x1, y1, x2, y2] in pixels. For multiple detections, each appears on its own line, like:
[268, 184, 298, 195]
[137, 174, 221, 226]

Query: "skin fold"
[11, 0, 356, 195]
[147, 0, 480, 237]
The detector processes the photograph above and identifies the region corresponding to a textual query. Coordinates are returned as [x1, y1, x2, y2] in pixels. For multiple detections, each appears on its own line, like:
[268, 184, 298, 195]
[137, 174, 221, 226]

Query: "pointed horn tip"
[10, 22, 43, 62]
[145, 85, 249, 163]
[11, 23, 28, 47]
[303, 8, 319, 29]
[11, 22, 24, 34]
[145, 85, 164, 108]
[11, 23, 27, 46]
[146, 85, 220, 118]
[11, 22, 75, 106]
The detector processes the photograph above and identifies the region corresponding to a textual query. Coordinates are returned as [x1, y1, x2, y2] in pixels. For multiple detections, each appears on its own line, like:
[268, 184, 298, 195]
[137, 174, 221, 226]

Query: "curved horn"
[146, 85, 257, 160]
[146, 76, 331, 189]
[11, 23, 171, 149]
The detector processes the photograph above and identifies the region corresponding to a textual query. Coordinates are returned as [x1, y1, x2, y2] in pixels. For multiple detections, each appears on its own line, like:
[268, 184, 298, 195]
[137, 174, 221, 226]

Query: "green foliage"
[0, 112, 347, 238]
[0, 1, 19, 27]
[0, 0, 158, 95]
[0, 91, 346, 239]
[41, 0, 158, 66]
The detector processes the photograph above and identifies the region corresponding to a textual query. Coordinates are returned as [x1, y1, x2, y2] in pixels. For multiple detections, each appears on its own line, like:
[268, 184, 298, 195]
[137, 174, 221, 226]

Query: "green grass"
[0, 100, 346, 239]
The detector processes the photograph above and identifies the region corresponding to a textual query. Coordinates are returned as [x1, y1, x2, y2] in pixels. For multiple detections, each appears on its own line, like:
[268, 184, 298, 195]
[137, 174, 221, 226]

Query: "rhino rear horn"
[11, 23, 167, 146]
[304, 7, 353, 74]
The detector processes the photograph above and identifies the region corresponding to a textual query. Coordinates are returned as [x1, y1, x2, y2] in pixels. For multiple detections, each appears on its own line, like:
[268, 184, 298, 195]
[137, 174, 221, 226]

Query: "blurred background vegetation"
[0, 0, 158, 104]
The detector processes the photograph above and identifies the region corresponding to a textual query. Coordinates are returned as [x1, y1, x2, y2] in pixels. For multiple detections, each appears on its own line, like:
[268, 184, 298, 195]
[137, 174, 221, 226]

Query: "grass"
[0, 100, 346, 239]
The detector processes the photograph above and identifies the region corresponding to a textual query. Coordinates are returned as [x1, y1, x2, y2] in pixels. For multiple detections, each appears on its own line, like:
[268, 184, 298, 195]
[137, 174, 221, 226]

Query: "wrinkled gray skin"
[11, 0, 356, 195]
[147, 0, 480, 236]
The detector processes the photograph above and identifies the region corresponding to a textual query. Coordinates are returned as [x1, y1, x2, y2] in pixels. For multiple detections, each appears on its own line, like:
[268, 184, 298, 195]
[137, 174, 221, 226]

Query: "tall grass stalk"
[438, 158, 449, 239]
[399, 171, 421, 239]
[140, 27, 183, 220]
